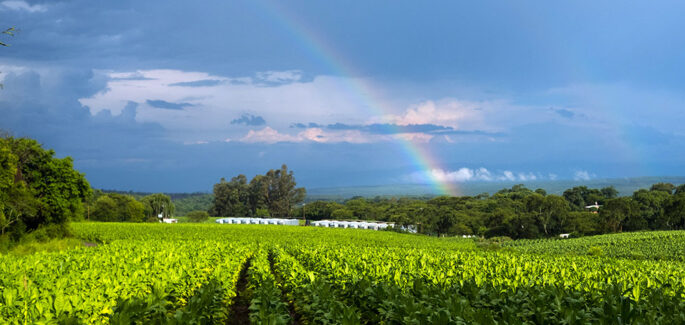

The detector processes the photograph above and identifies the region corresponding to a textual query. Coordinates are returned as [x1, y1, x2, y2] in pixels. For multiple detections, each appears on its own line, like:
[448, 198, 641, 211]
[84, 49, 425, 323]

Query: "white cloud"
[77, 68, 556, 145]
[573, 170, 593, 181]
[79, 70, 383, 142]
[236, 127, 373, 144]
[382, 100, 481, 128]
[408, 167, 545, 183]
[240, 127, 299, 144]
[1, 0, 47, 12]
[501, 170, 516, 181]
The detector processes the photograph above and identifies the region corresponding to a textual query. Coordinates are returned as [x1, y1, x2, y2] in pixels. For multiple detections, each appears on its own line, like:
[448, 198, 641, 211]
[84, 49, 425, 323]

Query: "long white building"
[215, 217, 299, 226]
[311, 220, 416, 233]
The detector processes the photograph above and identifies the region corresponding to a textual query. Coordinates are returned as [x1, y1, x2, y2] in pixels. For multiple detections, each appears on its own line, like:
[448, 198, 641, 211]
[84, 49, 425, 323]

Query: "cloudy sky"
[1, 0, 684, 193]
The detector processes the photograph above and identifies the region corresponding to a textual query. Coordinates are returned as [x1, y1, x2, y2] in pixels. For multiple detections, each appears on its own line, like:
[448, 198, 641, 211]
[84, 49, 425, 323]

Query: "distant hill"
[305, 176, 685, 201]
[100, 176, 685, 210]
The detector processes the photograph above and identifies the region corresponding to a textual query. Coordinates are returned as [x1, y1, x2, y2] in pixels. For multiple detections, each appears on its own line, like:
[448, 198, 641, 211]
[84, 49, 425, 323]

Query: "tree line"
[293, 183, 685, 239]
[86, 191, 176, 223]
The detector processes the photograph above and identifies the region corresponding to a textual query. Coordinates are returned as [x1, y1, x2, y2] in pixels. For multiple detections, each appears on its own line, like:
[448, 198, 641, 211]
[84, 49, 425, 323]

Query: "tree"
[91, 193, 145, 222]
[248, 175, 267, 216]
[540, 195, 569, 235]
[187, 210, 209, 223]
[663, 193, 685, 230]
[632, 189, 669, 229]
[261, 165, 306, 218]
[600, 186, 619, 199]
[600, 197, 638, 233]
[210, 175, 249, 217]
[675, 184, 685, 195]
[141, 193, 175, 220]
[0, 135, 91, 238]
[650, 183, 675, 194]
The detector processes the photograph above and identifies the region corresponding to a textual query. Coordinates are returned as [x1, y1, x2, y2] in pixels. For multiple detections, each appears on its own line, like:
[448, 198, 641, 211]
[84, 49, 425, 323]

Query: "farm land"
[2, 223, 685, 324]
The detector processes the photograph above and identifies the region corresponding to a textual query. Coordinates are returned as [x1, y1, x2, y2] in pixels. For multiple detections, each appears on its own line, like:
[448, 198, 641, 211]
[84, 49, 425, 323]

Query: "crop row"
[0, 238, 250, 323]
[3, 223, 685, 323]
[504, 230, 685, 261]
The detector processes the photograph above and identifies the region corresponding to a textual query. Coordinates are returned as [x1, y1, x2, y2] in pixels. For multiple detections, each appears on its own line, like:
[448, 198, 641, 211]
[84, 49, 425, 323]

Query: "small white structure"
[162, 218, 177, 224]
[308, 220, 412, 232]
[584, 202, 601, 214]
[215, 217, 299, 226]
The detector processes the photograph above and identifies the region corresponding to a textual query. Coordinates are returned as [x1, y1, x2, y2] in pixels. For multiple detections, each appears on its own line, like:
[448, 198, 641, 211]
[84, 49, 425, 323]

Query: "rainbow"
[251, 0, 459, 196]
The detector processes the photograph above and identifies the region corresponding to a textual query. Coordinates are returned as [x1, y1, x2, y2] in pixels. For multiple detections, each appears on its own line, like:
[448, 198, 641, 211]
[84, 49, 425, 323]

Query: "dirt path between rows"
[227, 258, 252, 325]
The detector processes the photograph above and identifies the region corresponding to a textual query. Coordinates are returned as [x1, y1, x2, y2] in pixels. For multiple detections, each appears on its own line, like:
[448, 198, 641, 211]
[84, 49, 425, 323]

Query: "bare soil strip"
[227, 258, 252, 325]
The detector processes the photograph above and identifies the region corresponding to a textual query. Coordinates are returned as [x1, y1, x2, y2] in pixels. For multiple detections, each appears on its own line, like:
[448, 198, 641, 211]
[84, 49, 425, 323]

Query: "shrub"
[187, 210, 210, 223]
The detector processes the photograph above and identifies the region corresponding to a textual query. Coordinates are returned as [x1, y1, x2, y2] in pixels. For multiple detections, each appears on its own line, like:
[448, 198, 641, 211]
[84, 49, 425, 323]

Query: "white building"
[215, 217, 299, 226]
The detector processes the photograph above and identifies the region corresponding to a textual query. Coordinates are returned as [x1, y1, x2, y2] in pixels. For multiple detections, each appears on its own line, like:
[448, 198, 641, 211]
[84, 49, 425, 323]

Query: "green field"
[1, 223, 685, 324]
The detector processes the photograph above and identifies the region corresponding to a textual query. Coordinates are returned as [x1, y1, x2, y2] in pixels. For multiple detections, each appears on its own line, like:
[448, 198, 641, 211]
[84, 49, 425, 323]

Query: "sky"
[1, 0, 684, 193]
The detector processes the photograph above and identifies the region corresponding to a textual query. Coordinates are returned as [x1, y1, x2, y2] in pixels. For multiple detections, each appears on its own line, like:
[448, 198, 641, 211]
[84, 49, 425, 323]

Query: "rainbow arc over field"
[253, 0, 459, 196]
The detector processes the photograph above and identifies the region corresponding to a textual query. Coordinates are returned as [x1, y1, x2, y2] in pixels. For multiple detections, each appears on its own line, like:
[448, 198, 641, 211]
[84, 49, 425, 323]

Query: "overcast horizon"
[2, 1, 684, 193]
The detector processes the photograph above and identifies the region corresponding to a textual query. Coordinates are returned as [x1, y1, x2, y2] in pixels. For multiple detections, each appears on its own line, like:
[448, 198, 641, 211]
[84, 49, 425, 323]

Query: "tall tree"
[141, 193, 175, 220]
[210, 175, 249, 217]
[262, 165, 306, 218]
[600, 197, 638, 233]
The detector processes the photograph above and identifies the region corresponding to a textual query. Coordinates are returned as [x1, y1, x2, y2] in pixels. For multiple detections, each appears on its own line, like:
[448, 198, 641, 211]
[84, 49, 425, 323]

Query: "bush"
[187, 211, 210, 223]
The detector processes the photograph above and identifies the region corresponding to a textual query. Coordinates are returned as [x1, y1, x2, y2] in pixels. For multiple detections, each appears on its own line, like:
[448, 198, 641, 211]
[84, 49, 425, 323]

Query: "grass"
[3, 237, 85, 256]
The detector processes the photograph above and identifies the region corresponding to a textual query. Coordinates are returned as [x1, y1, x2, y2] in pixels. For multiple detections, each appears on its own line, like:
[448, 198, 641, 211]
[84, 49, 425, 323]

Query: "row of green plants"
[279, 243, 685, 324]
[0, 229, 250, 323]
[503, 230, 685, 261]
[3, 223, 685, 323]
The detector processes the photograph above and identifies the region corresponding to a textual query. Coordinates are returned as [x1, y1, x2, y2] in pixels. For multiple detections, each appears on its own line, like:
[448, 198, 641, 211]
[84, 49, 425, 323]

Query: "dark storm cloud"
[146, 99, 193, 110]
[231, 114, 266, 126]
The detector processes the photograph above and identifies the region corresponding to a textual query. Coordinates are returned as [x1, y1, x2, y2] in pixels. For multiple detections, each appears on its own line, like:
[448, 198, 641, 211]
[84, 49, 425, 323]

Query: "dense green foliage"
[86, 191, 175, 223]
[187, 210, 209, 223]
[296, 183, 685, 239]
[173, 194, 213, 217]
[140, 193, 175, 220]
[2, 223, 684, 323]
[504, 230, 685, 261]
[0, 135, 91, 240]
[210, 164, 306, 219]
[90, 193, 146, 222]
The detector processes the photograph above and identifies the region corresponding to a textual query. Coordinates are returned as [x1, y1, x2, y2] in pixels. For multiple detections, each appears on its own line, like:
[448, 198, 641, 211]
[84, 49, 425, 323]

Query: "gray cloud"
[323, 122, 500, 136]
[146, 99, 193, 110]
[231, 114, 266, 126]
[290, 122, 323, 129]
[552, 108, 575, 119]
[169, 79, 224, 87]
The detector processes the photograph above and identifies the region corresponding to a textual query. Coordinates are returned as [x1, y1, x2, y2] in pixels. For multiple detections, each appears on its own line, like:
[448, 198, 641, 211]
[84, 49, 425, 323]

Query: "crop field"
[503, 230, 685, 262]
[1, 224, 685, 324]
